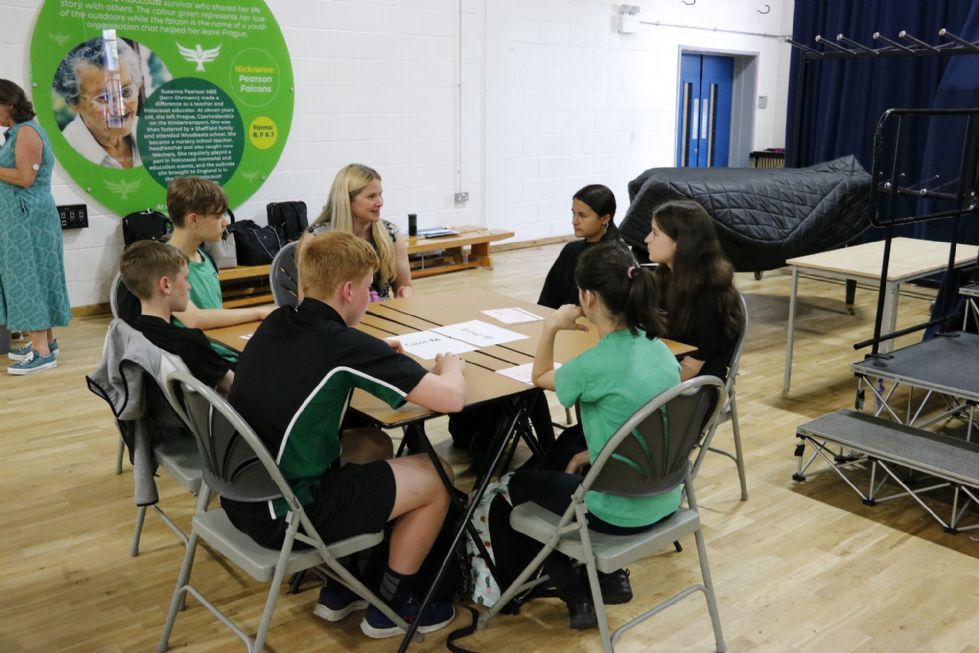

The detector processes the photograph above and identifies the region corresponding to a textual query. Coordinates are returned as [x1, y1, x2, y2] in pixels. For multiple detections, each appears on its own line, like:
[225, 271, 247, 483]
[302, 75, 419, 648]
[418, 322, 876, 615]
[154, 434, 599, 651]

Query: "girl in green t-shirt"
[505, 243, 681, 630]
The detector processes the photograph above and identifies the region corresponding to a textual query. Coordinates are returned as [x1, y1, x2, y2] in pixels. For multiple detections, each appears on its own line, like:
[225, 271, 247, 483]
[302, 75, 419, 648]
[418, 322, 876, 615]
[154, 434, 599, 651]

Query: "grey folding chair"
[109, 271, 144, 473]
[158, 370, 411, 653]
[477, 376, 728, 653]
[87, 322, 201, 556]
[693, 293, 749, 500]
[269, 240, 299, 307]
[125, 418, 201, 555]
[109, 272, 127, 474]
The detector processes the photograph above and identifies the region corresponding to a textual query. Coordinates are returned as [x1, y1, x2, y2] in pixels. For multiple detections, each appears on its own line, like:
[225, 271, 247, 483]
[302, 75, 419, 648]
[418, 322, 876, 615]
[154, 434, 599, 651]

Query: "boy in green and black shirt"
[226, 230, 467, 639]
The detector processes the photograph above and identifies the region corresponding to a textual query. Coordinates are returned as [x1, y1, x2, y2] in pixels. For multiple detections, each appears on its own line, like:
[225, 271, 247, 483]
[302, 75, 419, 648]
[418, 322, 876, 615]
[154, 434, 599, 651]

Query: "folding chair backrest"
[270, 240, 300, 308]
[725, 293, 749, 396]
[585, 376, 726, 498]
[166, 370, 286, 504]
[109, 272, 142, 327]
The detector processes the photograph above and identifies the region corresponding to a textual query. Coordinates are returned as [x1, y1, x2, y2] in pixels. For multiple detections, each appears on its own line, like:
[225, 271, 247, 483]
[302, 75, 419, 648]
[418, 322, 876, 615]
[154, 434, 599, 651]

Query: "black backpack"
[267, 201, 309, 243]
[227, 219, 282, 265]
[122, 210, 172, 246]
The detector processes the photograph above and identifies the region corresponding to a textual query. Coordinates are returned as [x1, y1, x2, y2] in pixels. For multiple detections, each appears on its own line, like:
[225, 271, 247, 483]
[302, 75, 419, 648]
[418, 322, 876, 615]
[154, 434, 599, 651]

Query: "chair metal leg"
[694, 528, 726, 653]
[116, 435, 125, 474]
[728, 396, 748, 501]
[157, 531, 201, 652]
[252, 533, 298, 653]
[130, 506, 147, 556]
[579, 525, 613, 653]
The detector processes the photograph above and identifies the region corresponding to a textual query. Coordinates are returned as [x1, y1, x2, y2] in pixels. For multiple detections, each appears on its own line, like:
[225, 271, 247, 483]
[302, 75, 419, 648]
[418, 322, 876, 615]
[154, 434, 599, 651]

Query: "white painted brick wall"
[0, 0, 793, 308]
[504, 0, 794, 241]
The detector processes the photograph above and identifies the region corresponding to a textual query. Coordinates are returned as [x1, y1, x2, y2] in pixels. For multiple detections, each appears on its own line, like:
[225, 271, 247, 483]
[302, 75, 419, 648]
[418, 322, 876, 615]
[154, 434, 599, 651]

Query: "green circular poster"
[29, 0, 293, 216]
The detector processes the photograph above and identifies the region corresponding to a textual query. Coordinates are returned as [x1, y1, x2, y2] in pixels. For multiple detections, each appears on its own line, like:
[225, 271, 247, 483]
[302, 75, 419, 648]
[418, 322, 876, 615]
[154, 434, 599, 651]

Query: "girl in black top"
[538, 184, 625, 309]
[644, 200, 743, 381]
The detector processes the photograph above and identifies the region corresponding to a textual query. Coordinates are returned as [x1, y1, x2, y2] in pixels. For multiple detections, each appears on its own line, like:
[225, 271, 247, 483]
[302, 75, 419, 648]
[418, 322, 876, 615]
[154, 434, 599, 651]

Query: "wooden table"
[783, 237, 979, 394]
[207, 290, 694, 424]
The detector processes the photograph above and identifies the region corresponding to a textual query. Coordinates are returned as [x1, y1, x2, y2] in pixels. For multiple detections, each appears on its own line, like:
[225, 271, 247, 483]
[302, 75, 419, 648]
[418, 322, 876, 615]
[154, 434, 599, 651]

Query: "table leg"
[397, 401, 529, 653]
[879, 282, 900, 354]
[845, 279, 857, 314]
[783, 267, 799, 395]
[471, 242, 493, 269]
[446, 246, 465, 265]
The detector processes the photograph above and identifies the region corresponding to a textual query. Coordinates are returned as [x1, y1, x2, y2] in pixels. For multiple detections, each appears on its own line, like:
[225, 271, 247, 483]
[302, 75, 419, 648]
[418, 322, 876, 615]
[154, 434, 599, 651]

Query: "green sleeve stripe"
[278, 365, 409, 463]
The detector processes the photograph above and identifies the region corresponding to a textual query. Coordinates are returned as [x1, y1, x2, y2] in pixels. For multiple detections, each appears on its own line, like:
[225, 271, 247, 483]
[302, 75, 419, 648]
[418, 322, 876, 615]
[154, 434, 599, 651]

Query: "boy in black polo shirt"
[226, 230, 467, 639]
[119, 240, 234, 395]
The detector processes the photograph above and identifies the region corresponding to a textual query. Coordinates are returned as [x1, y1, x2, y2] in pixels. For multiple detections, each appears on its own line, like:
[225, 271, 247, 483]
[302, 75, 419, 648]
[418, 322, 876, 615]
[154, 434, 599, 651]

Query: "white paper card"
[433, 320, 530, 347]
[392, 330, 477, 360]
[496, 362, 560, 385]
[481, 307, 544, 324]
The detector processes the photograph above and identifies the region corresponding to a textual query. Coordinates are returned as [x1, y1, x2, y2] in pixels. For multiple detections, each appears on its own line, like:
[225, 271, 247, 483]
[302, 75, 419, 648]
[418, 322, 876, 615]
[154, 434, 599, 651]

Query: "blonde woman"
[305, 163, 413, 300]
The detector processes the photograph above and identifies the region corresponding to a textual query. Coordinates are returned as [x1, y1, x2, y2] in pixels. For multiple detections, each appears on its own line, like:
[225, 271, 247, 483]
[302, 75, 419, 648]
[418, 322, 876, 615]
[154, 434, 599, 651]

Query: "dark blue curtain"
[786, 0, 979, 244]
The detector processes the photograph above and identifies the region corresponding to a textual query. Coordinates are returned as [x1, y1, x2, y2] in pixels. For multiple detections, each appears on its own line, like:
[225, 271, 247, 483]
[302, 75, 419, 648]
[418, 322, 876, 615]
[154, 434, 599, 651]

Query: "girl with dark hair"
[453, 185, 624, 462]
[645, 200, 743, 381]
[537, 184, 625, 308]
[0, 80, 72, 375]
[501, 243, 682, 630]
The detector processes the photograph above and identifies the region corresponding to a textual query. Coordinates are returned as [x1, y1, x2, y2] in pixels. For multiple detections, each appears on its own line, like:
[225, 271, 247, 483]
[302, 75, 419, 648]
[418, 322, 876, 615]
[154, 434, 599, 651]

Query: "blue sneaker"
[313, 583, 368, 622]
[8, 349, 57, 375]
[360, 596, 455, 639]
[9, 340, 58, 361]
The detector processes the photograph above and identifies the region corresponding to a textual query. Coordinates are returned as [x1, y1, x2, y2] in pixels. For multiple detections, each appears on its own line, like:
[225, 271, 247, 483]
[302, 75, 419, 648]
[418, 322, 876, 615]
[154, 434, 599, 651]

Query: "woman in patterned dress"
[0, 80, 71, 375]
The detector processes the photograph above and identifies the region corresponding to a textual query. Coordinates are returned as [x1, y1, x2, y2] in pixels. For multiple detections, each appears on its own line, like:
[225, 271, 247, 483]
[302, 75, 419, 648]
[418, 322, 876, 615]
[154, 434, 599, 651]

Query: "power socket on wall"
[58, 204, 89, 230]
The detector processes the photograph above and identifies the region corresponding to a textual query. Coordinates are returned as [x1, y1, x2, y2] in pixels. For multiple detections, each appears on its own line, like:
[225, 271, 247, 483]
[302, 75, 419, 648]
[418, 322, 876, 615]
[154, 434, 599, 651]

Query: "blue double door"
[676, 53, 734, 168]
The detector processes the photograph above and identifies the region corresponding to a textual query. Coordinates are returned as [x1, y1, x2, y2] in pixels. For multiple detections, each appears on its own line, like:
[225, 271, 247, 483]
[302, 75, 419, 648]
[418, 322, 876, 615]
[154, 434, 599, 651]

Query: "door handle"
[700, 96, 709, 141]
[680, 82, 693, 167]
[707, 83, 718, 167]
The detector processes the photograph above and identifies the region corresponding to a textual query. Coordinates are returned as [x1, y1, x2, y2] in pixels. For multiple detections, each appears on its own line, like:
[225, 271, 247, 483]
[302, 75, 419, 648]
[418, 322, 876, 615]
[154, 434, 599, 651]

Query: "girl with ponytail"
[500, 243, 682, 630]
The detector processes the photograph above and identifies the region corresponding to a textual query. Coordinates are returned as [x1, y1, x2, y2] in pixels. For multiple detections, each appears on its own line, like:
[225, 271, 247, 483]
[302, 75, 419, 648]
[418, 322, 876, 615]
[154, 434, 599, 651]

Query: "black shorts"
[222, 460, 397, 549]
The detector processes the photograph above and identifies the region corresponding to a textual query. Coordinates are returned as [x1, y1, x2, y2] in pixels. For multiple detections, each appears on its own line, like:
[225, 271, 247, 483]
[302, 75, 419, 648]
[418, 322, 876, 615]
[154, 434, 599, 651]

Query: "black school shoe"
[567, 595, 598, 630]
[598, 569, 633, 605]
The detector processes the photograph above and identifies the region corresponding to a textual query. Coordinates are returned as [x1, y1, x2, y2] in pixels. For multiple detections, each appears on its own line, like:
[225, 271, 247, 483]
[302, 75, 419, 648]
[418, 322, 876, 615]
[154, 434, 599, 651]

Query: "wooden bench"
[217, 225, 514, 306]
[794, 408, 979, 533]
[217, 264, 276, 308]
[406, 226, 513, 278]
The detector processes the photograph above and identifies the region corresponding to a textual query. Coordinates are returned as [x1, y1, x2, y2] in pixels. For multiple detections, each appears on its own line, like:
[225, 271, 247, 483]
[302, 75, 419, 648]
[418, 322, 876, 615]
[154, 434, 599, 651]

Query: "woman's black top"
[538, 235, 627, 309]
[538, 240, 590, 308]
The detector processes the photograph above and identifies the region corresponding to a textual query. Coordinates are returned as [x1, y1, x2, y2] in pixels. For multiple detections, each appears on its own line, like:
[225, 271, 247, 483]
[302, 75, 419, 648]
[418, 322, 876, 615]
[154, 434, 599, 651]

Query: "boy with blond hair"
[165, 176, 273, 361]
[119, 240, 233, 395]
[227, 230, 466, 638]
